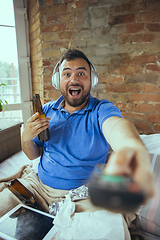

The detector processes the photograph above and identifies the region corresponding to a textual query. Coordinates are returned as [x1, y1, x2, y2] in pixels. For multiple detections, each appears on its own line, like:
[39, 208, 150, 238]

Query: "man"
[0, 49, 154, 239]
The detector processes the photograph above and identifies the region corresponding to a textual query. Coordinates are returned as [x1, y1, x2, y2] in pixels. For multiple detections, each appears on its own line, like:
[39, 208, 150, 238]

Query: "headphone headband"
[52, 60, 98, 90]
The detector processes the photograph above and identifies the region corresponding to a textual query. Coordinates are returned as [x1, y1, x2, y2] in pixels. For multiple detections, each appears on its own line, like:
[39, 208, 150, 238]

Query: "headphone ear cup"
[52, 61, 60, 90]
[90, 66, 98, 88]
[53, 72, 60, 90]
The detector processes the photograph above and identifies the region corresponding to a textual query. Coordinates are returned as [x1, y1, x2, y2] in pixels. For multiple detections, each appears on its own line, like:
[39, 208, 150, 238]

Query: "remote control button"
[101, 175, 125, 183]
[127, 183, 140, 192]
[111, 196, 122, 207]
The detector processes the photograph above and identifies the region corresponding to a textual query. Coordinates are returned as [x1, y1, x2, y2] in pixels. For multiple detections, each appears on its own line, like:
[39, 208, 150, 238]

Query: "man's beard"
[60, 85, 90, 107]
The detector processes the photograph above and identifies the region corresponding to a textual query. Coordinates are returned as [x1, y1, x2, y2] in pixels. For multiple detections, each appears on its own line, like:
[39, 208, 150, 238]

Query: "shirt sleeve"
[98, 100, 123, 130]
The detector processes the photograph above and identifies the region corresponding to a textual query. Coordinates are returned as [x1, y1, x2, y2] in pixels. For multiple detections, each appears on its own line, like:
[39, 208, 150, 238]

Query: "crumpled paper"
[51, 193, 125, 240]
[49, 185, 89, 217]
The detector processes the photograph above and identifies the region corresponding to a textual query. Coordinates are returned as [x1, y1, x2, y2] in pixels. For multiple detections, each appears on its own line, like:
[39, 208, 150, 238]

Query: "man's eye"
[64, 73, 70, 77]
[78, 72, 84, 76]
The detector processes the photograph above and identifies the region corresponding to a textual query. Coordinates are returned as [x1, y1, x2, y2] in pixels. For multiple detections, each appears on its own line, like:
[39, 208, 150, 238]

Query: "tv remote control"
[88, 164, 145, 213]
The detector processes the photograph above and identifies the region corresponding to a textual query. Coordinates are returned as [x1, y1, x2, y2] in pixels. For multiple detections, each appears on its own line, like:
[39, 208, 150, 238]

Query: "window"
[0, 0, 32, 125]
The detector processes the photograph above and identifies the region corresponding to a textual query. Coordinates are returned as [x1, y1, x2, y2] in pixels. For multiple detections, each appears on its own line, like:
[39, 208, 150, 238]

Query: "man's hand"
[104, 147, 155, 203]
[22, 112, 51, 142]
[22, 112, 51, 160]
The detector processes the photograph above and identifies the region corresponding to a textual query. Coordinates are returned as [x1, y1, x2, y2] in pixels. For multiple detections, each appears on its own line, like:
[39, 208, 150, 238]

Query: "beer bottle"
[33, 94, 50, 142]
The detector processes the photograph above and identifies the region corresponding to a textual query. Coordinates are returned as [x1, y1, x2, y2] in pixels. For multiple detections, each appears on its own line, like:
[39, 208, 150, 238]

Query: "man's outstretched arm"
[102, 116, 154, 201]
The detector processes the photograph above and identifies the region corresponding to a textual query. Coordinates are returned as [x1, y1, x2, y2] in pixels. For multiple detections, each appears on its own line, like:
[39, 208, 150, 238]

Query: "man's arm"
[102, 116, 154, 201]
[22, 112, 50, 160]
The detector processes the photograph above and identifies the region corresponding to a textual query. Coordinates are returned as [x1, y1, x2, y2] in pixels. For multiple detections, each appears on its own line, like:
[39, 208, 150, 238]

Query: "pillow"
[135, 154, 160, 237]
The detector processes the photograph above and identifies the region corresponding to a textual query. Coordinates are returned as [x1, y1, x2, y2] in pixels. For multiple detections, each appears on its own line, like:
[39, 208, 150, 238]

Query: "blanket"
[0, 164, 145, 240]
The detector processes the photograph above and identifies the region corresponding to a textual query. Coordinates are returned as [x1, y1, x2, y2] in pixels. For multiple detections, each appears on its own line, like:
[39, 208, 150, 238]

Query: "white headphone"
[52, 60, 98, 90]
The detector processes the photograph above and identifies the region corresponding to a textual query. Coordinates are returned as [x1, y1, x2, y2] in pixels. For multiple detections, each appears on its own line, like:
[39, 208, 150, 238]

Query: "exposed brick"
[122, 112, 146, 122]
[125, 23, 144, 33]
[110, 25, 126, 35]
[141, 83, 159, 93]
[132, 54, 155, 65]
[46, 15, 57, 24]
[58, 12, 74, 22]
[155, 104, 160, 112]
[52, 41, 70, 49]
[27, 0, 160, 134]
[92, 26, 111, 36]
[148, 114, 160, 123]
[136, 103, 153, 112]
[100, 74, 124, 83]
[119, 33, 155, 44]
[115, 102, 135, 112]
[98, 92, 130, 103]
[107, 83, 141, 93]
[109, 2, 145, 15]
[49, 89, 61, 100]
[91, 18, 106, 29]
[135, 122, 150, 133]
[59, 31, 73, 39]
[146, 23, 160, 32]
[130, 93, 160, 102]
[72, 39, 87, 47]
[122, 42, 146, 54]
[42, 42, 51, 49]
[109, 13, 135, 26]
[67, 1, 88, 11]
[118, 65, 143, 74]
[45, 0, 53, 6]
[43, 75, 52, 83]
[77, 30, 92, 38]
[137, 10, 160, 23]
[143, 34, 154, 42]
[90, 8, 107, 18]
[146, 64, 160, 72]
[144, 43, 160, 53]
[43, 49, 61, 59]
[74, 19, 90, 29]
[40, 4, 66, 15]
[148, 0, 160, 10]
[41, 23, 66, 32]
[43, 32, 58, 41]
[154, 124, 160, 131]
[43, 59, 52, 66]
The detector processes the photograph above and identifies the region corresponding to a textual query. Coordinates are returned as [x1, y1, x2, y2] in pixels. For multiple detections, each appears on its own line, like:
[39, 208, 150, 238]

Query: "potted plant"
[0, 83, 8, 111]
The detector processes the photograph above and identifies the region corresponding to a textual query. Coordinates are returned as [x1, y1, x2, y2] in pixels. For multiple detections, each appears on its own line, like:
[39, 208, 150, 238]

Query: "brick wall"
[27, 0, 160, 134]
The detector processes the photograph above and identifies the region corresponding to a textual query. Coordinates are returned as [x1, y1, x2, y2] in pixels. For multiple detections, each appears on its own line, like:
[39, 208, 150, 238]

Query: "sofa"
[0, 134, 160, 240]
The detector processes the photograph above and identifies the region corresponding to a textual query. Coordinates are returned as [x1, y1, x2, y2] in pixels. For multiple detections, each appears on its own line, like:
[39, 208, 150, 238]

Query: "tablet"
[0, 204, 55, 240]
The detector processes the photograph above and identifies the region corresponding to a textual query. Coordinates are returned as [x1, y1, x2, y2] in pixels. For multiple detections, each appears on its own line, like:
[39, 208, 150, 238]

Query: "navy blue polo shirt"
[33, 94, 122, 190]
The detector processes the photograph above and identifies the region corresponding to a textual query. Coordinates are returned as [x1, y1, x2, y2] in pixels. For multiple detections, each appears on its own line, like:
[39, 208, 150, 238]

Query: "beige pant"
[0, 164, 143, 240]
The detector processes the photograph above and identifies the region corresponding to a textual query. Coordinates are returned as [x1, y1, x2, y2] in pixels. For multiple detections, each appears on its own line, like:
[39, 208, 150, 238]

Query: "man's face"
[59, 58, 91, 108]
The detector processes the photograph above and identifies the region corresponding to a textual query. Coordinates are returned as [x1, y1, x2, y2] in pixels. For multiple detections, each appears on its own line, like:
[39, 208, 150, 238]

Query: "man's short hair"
[59, 48, 91, 70]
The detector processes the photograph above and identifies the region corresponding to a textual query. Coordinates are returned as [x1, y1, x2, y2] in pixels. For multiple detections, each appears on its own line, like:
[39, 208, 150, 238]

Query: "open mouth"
[69, 87, 82, 97]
